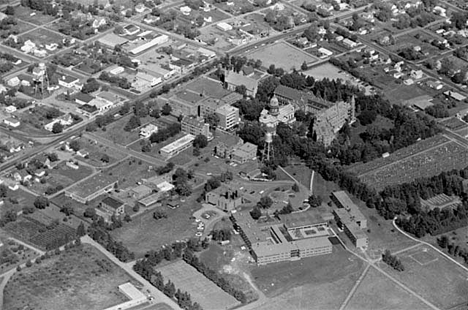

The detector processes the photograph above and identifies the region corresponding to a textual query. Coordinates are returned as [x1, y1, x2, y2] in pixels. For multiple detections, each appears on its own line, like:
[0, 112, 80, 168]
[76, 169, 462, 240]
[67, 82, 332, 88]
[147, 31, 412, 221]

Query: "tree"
[0, 184, 8, 198]
[193, 134, 208, 149]
[204, 113, 220, 130]
[124, 115, 141, 132]
[162, 103, 172, 115]
[5, 6, 15, 15]
[257, 196, 273, 209]
[301, 61, 308, 71]
[292, 183, 300, 192]
[48, 152, 59, 162]
[69, 140, 81, 152]
[235, 84, 247, 97]
[84, 207, 96, 218]
[101, 154, 110, 163]
[81, 78, 100, 93]
[76, 222, 86, 237]
[308, 194, 322, 207]
[34, 196, 49, 209]
[250, 206, 262, 220]
[52, 122, 64, 134]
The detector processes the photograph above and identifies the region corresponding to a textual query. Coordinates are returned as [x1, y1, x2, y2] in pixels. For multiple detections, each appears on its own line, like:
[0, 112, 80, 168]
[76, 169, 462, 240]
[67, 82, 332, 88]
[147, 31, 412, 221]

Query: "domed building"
[259, 95, 295, 127]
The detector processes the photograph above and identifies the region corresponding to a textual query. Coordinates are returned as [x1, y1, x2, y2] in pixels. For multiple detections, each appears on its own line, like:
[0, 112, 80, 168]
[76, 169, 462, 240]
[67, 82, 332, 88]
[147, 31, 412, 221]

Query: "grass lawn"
[379, 246, 468, 309]
[51, 193, 100, 223]
[252, 245, 365, 310]
[3, 244, 139, 310]
[111, 188, 203, 257]
[37, 204, 84, 230]
[276, 164, 312, 189]
[185, 77, 229, 99]
[95, 114, 142, 147]
[13, 5, 58, 25]
[345, 266, 431, 310]
[0, 188, 37, 217]
[158, 260, 240, 310]
[311, 172, 341, 204]
[76, 136, 128, 167]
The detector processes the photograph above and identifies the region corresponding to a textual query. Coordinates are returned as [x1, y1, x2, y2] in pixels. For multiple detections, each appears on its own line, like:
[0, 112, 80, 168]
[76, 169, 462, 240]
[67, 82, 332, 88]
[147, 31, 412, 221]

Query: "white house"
[89, 98, 113, 113]
[7, 76, 20, 87]
[134, 71, 162, 87]
[5, 105, 16, 113]
[217, 22, 233, 31]
[44, 114, 73, 131]
[92, 17, 107, 29]
[3, 118, 20, 127]
[180, 6, 192, 15]
[140, 124, 158, 138]
[58, 75, 80, 88]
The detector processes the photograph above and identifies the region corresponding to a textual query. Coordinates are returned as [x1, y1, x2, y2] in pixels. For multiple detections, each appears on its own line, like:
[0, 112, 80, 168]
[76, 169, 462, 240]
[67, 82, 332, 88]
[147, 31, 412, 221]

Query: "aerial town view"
[0, 0, 468, 309]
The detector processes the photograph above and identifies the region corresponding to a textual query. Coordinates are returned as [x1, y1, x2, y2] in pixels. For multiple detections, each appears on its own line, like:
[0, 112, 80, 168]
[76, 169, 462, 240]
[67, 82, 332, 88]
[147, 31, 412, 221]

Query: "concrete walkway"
[392, 219, 468, 273]
[81, 236, 182, 310]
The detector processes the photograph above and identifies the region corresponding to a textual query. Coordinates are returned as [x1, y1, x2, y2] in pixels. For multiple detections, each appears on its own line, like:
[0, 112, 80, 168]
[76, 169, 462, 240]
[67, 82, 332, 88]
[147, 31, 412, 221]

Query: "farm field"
[344, 266, 431, 310]
[158, 260, 240, 310]
[357, 140, 468, 191]
[252, 245, 365, 310]
[380, 246, 468, 309]
[111, 188, 203, 257]
[3, 244, 138, 310]
[4, 215, 76, 250]
[247, 41, 319, 71]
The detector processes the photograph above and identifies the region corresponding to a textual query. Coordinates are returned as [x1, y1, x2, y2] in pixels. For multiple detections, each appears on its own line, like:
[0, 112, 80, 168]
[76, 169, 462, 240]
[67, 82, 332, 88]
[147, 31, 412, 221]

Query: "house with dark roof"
[75, 92, 94, 105]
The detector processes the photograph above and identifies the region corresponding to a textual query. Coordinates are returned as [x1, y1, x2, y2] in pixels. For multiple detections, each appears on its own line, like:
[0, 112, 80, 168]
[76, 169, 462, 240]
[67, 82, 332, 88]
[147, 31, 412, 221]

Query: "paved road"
[81, 236, 183, 310]
[0, 269, 15, 310]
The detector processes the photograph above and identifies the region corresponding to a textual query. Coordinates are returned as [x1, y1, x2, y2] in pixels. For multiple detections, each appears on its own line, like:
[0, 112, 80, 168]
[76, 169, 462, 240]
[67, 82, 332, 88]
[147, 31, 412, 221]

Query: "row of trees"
[87, 218, 135, 262]
[382, 250, 405, 271]
[149, 123, 181, 144]
[437, 235, 468, 264]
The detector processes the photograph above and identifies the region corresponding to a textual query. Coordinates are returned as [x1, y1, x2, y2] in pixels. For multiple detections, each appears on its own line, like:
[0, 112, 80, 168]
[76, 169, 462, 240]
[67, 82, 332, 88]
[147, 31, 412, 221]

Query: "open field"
[158, 260, 240, 310]
[344, 266, 431, 310]
[380, 246, 468, 309]
[247, 41, 319, 71]
[199, 243, 258, 303]
[94, 114, 142, 146]
[304, 63, 370, 93]
[3, 244, 138, 310]
[252, 245, 365, 310]
[357, 140, 468, 191]
[13, 5, 58, 25]
[111, 188, 203, 257]
[75, 136, 128, 167]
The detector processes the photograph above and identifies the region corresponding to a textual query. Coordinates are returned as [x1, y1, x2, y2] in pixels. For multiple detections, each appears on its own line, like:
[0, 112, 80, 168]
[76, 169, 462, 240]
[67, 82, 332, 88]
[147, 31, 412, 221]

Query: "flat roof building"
[230, 142, 257, 164]
[160, 134, 195, 159]
[225, 71, 258, 97]
[65, 174, 118, 203]
[181, 115, 212, 139]
[231, 210, 332, 265]
[216, 104, 239, 131]
[205, 184, 245, 212]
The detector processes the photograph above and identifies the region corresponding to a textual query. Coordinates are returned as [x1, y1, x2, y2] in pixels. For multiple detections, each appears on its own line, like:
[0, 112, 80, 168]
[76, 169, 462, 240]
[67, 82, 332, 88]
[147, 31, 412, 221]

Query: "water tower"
[262, 123, 276, 162]
[32, 63, 49, 97]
